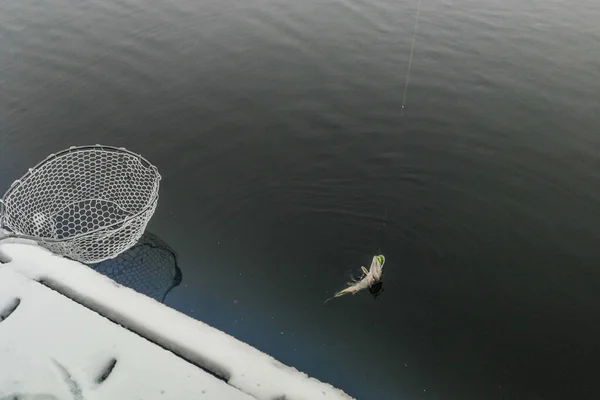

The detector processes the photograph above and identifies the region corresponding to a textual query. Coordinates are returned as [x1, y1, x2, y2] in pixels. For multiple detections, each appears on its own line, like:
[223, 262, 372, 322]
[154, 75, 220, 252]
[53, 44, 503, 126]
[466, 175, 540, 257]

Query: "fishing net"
[90, 231, 182, 302]
[0, 145, 161, 264]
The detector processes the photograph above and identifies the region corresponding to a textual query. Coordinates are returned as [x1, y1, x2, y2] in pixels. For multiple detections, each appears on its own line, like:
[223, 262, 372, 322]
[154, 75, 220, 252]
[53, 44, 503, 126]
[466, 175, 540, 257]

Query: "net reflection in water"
[89, 231, 182, 302]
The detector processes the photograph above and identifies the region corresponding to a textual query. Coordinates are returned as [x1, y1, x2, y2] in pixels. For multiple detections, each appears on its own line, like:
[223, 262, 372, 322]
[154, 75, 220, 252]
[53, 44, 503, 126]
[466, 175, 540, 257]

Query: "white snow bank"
[0, 266, 253, 400]
[0, 241, 354, 400]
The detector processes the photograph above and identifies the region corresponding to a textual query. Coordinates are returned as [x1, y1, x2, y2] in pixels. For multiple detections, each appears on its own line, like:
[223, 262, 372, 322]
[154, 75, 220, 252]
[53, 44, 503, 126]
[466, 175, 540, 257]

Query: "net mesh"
[90, 231, 182, 302]
[0, 146, 160, 264]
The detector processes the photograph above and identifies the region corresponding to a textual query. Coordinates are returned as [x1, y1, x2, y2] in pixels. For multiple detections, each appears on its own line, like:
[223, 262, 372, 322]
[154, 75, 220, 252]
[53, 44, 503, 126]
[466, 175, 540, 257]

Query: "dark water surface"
[2, 0, 600, 398]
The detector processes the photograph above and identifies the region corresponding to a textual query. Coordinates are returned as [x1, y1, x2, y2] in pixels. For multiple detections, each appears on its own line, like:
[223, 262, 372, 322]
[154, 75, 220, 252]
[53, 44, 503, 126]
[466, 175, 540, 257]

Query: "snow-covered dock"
[0, 241, 354, 400]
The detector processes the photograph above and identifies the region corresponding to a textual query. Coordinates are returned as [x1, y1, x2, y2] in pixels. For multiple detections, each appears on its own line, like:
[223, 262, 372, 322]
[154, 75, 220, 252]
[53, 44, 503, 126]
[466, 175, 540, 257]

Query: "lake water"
[1, 0, 600, 398]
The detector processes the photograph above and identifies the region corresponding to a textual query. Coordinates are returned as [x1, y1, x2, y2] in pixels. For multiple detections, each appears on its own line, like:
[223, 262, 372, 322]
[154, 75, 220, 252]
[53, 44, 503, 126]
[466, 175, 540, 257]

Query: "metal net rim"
[0, 145, 161, 243]
[2, 144, 161, 196]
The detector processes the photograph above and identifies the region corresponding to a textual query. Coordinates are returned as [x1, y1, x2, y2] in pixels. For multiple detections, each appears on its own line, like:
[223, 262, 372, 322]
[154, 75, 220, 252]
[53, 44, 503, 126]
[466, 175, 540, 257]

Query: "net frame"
[0, 145, 161, 264]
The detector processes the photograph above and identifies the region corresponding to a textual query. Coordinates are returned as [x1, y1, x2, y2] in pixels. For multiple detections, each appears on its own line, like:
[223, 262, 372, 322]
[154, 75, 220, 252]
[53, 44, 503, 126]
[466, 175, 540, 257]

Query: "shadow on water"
[89, 231, 182, 303]
[368, 281, 384, 299]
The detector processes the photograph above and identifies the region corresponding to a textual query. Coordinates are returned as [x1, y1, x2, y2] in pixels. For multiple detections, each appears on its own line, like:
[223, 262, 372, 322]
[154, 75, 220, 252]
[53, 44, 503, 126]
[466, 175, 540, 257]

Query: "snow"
[0, 266, 252, 400]
[0, 241, 355, 400]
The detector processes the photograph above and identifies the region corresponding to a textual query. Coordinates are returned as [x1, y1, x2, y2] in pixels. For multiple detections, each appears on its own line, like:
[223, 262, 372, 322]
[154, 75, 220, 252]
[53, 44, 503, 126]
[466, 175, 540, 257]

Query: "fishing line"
[327, 1, 423, 302]
[376, 209, 388, 253]
[401, 0, 423, 116]
[373, 0, 423, 252]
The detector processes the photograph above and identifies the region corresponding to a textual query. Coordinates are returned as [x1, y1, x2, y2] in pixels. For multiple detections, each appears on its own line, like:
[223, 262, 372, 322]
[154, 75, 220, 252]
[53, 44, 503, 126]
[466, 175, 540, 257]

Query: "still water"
[1, 0, 600, 398]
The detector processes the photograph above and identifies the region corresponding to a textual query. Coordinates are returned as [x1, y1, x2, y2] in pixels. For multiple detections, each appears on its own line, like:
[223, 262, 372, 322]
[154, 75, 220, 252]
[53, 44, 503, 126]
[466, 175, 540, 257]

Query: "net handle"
[0, 228, 42, 243]
[0, 198, 5, 229]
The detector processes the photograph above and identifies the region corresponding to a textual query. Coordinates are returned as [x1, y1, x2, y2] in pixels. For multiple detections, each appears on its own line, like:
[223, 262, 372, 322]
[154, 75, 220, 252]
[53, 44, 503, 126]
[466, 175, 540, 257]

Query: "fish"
[324, 255, 385, 303]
